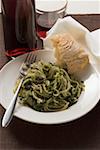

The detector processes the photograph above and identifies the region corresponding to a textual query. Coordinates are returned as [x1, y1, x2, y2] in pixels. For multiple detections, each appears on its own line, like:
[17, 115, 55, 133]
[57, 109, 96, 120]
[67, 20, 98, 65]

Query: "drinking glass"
[36, 0, 67, 29]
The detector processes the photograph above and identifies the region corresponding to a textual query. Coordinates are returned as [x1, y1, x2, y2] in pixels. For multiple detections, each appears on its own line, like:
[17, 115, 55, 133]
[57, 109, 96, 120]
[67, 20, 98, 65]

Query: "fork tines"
[25, 52, 36, 66]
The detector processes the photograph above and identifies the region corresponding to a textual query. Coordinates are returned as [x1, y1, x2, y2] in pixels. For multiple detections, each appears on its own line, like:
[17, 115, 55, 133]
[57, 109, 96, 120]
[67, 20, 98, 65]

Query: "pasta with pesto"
[14, 61, 85, 112]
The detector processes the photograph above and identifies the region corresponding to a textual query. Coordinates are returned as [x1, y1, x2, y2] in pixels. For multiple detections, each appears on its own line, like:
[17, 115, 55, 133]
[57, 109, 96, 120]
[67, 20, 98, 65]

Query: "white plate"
[0, 49, 100, 124]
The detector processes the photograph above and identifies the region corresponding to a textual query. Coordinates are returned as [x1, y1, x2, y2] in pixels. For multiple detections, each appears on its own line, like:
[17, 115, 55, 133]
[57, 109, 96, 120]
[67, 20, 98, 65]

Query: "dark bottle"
[2, 0, 43, 53]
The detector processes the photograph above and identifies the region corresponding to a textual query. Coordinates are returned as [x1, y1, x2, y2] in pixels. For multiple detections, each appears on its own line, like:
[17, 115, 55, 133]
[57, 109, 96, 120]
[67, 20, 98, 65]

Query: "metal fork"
[2, 53, 36, 127]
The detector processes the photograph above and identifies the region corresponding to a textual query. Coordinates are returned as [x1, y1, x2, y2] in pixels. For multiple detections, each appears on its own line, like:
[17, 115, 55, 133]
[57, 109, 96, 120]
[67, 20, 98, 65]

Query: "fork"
[2, 53, 36, 127]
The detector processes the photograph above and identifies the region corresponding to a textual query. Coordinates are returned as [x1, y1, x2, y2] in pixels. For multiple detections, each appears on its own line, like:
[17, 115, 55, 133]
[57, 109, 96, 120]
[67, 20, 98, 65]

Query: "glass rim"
[36, 2, 67, 13]
[36, 0, 68, 13]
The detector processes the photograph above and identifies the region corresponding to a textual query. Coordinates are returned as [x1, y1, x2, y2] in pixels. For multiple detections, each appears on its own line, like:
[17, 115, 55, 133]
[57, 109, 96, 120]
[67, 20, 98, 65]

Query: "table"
[0, 14, 100, 150]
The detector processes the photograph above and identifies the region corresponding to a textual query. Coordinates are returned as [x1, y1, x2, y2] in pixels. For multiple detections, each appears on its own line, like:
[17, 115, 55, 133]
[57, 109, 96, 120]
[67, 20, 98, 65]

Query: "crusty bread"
[51, 33, 89, 75]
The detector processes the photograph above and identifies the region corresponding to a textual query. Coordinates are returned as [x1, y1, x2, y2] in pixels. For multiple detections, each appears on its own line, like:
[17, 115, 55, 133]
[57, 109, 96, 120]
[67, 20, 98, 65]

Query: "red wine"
[2, 0, 43, 52]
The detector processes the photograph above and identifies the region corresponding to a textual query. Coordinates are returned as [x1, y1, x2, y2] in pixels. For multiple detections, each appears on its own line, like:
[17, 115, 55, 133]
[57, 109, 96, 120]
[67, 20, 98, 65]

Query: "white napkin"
[43, 16, 100, 74]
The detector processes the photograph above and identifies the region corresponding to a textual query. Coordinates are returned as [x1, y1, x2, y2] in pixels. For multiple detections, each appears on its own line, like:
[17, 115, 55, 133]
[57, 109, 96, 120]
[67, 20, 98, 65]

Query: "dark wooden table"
[0, 14, 100, 150]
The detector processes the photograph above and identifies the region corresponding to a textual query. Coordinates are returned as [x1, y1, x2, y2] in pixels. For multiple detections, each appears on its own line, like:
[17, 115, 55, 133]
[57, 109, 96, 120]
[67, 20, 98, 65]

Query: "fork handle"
[2, 78, 24, 127]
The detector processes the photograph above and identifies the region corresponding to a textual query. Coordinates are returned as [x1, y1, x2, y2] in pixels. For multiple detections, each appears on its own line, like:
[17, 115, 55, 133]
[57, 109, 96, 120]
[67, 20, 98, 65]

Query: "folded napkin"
[43, 16, 100, 74]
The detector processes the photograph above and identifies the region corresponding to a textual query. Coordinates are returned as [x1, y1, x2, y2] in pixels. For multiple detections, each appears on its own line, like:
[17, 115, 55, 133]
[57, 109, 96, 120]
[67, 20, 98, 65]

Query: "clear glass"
[36, 0, 67, 29]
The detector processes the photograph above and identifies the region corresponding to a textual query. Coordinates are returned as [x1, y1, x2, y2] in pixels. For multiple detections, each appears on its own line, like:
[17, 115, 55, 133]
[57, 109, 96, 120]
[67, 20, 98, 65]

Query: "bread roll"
[51, 33, 89, 75]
